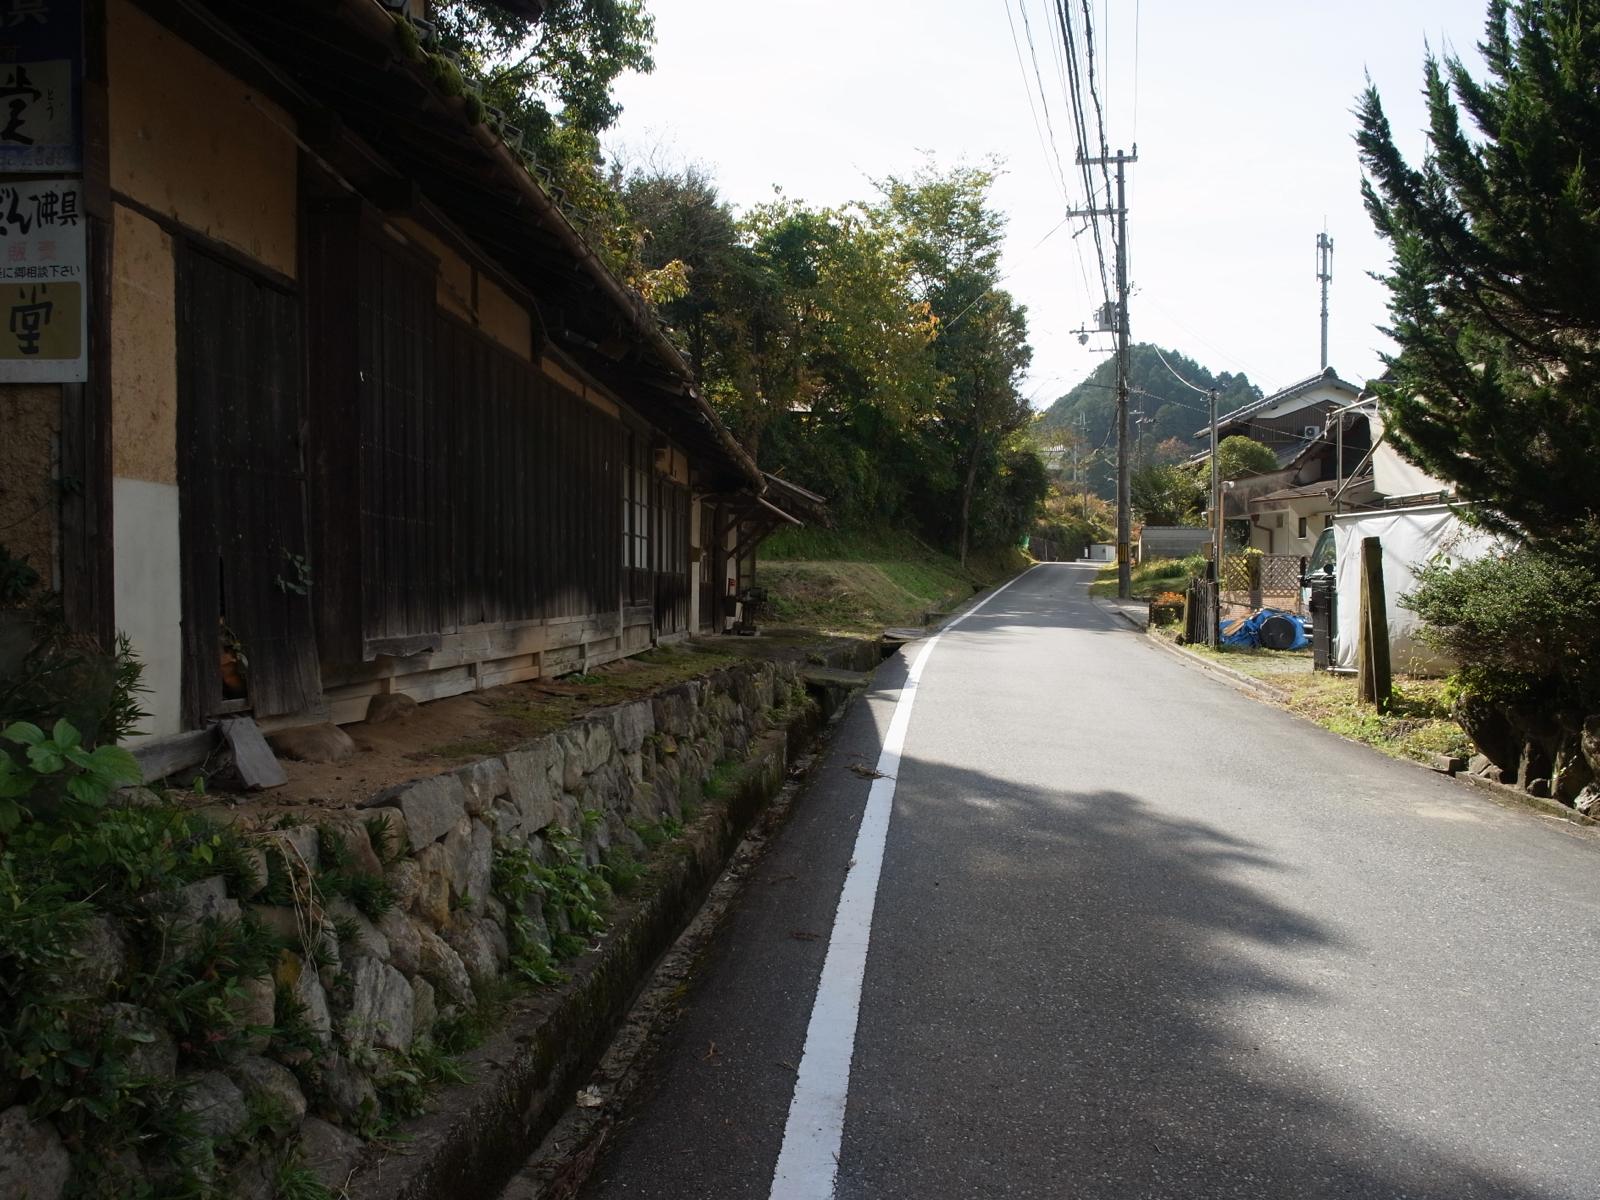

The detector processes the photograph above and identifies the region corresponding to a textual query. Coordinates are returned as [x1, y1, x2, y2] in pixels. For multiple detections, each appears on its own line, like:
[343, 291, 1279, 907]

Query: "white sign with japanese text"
[0, 176, 85, 381]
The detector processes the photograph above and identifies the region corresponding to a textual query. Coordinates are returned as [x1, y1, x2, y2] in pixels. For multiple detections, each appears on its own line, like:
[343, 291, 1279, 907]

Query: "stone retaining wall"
[1, 658, 808, 1199]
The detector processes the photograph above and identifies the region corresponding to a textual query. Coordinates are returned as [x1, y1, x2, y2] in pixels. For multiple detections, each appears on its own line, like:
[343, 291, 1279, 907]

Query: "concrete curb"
[347, 674, 862, 1200]
[1455, 769, 1599, 829]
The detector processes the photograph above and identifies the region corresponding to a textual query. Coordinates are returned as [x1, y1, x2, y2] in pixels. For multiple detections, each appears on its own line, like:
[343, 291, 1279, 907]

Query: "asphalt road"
[579, 563, 1600, 1200]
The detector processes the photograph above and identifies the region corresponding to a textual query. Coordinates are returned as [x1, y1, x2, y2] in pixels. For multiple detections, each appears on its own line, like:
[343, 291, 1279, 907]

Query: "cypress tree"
[1355, 0, 1600, 562]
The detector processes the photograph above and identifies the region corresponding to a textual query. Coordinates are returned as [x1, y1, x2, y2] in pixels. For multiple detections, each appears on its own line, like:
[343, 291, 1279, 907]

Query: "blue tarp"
[1220, 608, 1309, 651]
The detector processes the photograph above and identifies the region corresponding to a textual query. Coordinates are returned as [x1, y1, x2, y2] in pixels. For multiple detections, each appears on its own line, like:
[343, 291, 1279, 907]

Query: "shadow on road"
[845, 764, 1561, 1200]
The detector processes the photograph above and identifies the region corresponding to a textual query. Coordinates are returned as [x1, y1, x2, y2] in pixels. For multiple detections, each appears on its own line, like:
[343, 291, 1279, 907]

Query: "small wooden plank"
[218, 717, 287, 790]
[132, 727, 219, 785]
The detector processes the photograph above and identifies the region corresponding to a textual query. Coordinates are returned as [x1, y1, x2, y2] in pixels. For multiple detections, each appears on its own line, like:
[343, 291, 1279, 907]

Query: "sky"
[606, 0, 1492, 409]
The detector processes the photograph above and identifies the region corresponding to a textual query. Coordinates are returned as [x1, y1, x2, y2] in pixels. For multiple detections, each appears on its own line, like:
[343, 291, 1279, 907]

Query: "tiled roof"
[1193, 366, 1360, 439]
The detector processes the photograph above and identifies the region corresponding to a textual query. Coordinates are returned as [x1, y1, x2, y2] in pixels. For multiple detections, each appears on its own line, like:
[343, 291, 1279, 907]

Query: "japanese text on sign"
[0, 177, 84, 381]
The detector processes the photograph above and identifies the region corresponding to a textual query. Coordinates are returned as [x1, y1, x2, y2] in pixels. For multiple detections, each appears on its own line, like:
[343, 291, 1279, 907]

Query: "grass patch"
[1088, 554, 1207, 599]
[1159, 629, 1471, 763]
[758, 526, 1027, 634]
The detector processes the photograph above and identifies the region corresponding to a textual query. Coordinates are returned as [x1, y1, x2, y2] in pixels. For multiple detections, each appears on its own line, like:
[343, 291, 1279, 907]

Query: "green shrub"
[1, 545, 148, 746]
[1403, 547, 1600, 711]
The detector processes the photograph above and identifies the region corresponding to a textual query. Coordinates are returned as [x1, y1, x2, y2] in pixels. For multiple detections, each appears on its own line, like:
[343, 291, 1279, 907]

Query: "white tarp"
[1332, 503, 1503, 674]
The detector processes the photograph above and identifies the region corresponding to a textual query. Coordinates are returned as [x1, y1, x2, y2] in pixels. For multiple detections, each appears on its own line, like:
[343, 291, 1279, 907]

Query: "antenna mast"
[1316, 229, 1334, 371]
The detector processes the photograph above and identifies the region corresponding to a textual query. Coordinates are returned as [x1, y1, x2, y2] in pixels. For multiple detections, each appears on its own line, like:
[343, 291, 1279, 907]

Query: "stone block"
[578, 721, 615, 775]
[443, 916, 499, 986]
[386, 859, 423, 910]
[415, 921, 474, 1003]
[319, 1054, 378, 1127]
[321, 818, 384, 878]
[465, 819, 494, 907]
[228, 974, 277, 1052]
[274, 822, 322, 873]
[410, 977, 437, 1043]
[61, 914, 129, 998]
[393, 774, 469, 849]
[507, 744, 563, 830]
[296, 1116, 364, 1192]
[0, 1105, 70, 1200]
[328, 899, 390, 962]
[181, 1070, 249, 1140]
[413, 842, 454, 928]
[275, 951, 332, 1046]
[104, 1003, 177, 1080]
[608, 700, 654, 754]
[478, 915, 509, 969]
[458, 756, 510, 816]
[169, 876, 241, 948]
[342, 957, 414, 1052]
[248, 903, 301, 944]
[228, 1054, 306, 1127]
[377, 909, 422, 976]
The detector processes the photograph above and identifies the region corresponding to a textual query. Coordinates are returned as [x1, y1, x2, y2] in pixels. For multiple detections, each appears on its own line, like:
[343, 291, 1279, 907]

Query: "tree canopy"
[1356, 0, 1600, 560]
[621, 162, 1040, 560]
[434, 1, 656, 269]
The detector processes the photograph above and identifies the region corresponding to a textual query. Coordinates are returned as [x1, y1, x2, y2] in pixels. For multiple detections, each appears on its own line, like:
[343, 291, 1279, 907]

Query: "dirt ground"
[191, 645, 741, 813]
[187, 633, 873, 815]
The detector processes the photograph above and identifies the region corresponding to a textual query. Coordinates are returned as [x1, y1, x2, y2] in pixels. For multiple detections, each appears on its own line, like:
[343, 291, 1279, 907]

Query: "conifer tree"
[1355, 0, 1600, 560]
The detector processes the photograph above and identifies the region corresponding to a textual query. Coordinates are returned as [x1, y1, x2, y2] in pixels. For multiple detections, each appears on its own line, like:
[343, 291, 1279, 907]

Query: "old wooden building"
[0, 0, 811, 763]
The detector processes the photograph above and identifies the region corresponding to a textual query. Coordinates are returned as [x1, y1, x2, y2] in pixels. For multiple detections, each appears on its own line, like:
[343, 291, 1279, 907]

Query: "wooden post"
[1355, 536, 1392, 712]
[1248, 554, 1263, 610]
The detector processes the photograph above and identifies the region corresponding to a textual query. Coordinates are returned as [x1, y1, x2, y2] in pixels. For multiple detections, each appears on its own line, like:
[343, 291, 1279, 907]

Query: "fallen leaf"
[848, 762, 891, 780]
[575, 1086, 604, 1108]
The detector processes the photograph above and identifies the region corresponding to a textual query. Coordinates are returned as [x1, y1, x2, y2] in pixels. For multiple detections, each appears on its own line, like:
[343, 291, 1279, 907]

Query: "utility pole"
[1073, 146, 1138, 597]
[1078, 415, 1089, 522]
[1316, 229, 1334, 372]
[1208, 387, 1221, 577]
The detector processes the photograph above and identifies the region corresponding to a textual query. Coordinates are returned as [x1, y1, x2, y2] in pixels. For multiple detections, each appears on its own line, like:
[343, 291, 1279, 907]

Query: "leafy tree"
[881, 165, 1033, 564]
[1356, 0, 1600, 561]
[1213, 435, 1279, 481]
[1130, 463, 1205, 527]
[434, 1, 656, 269]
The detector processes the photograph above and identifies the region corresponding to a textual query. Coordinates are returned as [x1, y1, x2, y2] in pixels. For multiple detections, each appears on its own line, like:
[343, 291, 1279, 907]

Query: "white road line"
[768, 567, 1037, 1200]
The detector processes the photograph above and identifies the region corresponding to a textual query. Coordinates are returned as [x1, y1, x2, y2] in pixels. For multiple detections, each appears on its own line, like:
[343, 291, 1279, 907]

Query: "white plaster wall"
[689, 500, 702, 633]
[113, 477, 183, 740]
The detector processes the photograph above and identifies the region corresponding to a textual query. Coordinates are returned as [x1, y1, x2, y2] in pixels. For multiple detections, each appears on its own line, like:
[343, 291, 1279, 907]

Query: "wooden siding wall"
[438, 315, 621, 632]
[175, 245, 321, 723]
[654, 481, 690, 635]
[309, 206, 630, 690]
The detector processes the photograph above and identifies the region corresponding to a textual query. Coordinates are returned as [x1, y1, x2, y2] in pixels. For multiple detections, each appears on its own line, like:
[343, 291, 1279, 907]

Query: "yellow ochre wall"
[107, 0, 298, 278]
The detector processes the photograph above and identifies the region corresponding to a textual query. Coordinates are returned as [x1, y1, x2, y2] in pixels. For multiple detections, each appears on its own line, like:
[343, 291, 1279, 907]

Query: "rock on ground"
[269, 723, 357, 764]
[0, 1105, 71, 1200]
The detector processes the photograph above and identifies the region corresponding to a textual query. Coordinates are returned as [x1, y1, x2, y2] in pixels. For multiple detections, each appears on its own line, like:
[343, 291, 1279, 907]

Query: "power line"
[1002, 0, 1074, 208]
[1151, 345, 1211, 395]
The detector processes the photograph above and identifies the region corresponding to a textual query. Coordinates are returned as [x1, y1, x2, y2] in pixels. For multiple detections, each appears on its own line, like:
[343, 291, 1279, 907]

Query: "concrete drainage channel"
[349, 641, 878, 1200]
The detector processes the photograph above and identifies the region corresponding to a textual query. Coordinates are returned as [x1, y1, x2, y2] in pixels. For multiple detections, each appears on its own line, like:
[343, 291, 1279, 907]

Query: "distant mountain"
[1037, 345, 1263, 498]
